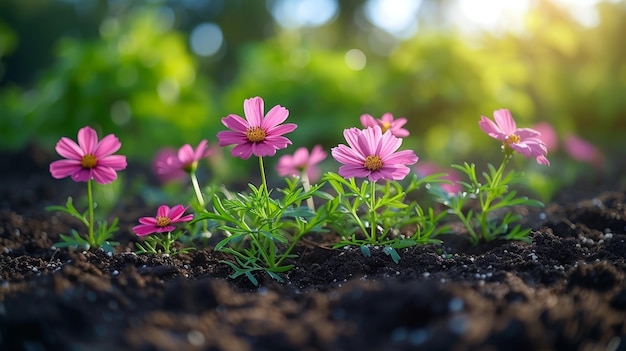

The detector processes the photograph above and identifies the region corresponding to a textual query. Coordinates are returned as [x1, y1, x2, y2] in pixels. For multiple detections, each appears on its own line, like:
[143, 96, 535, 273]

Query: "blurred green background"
[1, 0, 625, 198]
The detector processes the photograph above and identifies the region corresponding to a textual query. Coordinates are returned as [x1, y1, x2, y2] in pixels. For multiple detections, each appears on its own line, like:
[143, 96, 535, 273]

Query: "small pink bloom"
[479, 109, 550, 166]
[331, 126, 418, 182]
[360, 113, 410, 138]
[564, 134, 604, 167]
[133, 205, 194, 236]
[217, 96, 297, 159]
[49, 126, 127, 185]
[533, 122, 558, 152]
[152, 148, 187, 183]
[155, 140, 212, 181]
[414, 162, 462, 195]
[276, 145, 327, 183]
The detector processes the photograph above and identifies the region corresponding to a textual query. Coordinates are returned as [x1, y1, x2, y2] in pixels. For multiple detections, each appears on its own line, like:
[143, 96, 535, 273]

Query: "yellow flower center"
[364, 155, 383, 171]
[506, 134, 521, 144]
[81, 154, 98, 169]
[156, 216, 172, 227]
[246, 127, 266, 143]
[381, 122, 391, 133]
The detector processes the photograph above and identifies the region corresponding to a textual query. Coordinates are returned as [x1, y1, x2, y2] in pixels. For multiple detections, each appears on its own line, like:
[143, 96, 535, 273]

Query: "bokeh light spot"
[269, 0, 338, 28]
[345, 49, 366, 71]
[111, 100, 132, 126]
[190, 22, 223, 57]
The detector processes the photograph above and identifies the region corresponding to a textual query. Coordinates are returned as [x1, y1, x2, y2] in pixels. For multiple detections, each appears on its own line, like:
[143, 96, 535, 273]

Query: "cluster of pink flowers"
[49, 98, 556, 248]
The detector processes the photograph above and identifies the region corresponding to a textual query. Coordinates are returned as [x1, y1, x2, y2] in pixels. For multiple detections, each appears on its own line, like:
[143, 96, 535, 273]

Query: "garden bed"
[1, 147, 625, 351]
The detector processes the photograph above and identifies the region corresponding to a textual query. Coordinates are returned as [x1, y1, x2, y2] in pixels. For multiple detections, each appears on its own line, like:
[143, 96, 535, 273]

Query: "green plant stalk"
[257, 156, 277, 268]
[190, 171, 205, 207]
[190, 171, 209, 235]
[479, 152, 511, 240]
[300, 170, 315, 211]
[87, 179, 95, 246]
[369, 181, 377, 244]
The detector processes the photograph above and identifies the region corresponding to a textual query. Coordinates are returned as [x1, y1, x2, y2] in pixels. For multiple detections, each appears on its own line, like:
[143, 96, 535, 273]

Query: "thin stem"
[300, 170, 315, 211]
[258, 156, 269, 199]
[190, 171, 205, 208]
[190, 171, 209, 237]
[479, 153, 511, 239]
[87, 179, 95, 247]
[369, 180, 377, 245]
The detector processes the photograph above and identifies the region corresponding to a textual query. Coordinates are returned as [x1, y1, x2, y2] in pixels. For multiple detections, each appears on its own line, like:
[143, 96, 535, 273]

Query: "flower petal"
[217, 131, 249, 147]
[77, 127, 99, 155]
[157, 205, 170, 217]
[360, 114, 377, 128]
[493, 109, 517, 135]
[70, 168, 93, 183]
[267, 123, 297, 137]
[168, 205, 186, 221]
[382, 149, 418, 165]
[338, 164, 371, 179]
[98, 155, 127, 171]
[479, 116, 506, 141]
[262, 105, 289, 130]
[331, 145, 364, 165]
[221, 114, 250, 133]
[377, 131, 402, 159]
[133, 224, 157, 236]
[91, 166, 118, 184]
[55, 137, 84, 160]
[49, 159, 82, 179]
[94, 134, 121, 158]
[243, 97, 264, 127]
[230, 143, 254, 160]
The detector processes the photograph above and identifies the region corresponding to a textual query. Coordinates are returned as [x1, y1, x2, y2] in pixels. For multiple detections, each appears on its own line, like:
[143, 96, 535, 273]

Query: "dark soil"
[1, 146, 625, 351]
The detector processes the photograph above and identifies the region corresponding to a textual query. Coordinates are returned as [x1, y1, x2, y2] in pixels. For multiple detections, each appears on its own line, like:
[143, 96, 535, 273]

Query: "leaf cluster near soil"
[1, 148, 625, 351]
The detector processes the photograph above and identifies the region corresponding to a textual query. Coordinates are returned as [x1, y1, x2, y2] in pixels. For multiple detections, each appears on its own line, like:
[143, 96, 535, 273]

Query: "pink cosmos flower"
[533, 122, 558, 152]
[276, 145, 327, 183]
[331, 126, 418, 182]
[360, 113, 410, 138]
[564, 134, 604, 168]
[217, 96, 297, 159]
[133, 205, 194, 236]
[152, 148, 187, 183]
[479, 109, 550, 166]
[49, 126, 127, 185]
[154, 140, 212, 181]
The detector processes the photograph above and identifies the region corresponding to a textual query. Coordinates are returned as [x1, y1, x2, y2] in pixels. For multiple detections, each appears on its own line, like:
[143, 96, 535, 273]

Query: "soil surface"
[1, 146, 625, 351]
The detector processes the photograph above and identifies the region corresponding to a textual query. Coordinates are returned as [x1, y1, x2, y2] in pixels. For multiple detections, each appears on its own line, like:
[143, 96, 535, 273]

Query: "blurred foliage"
[0, 0, 625, 194]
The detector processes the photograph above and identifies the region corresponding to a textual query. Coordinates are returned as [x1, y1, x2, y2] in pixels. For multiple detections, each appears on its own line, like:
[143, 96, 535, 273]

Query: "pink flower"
[49, 126, 127, 185]
[479, 109, 550, 166]
[133, 205, 194, 236]
[154, 140, 212, 180]
[533, 122, 558, 152]
[217, 96, 297, 159]
[360, 113, 410, 137]
[276, 145, 327, 183]
[152, 148, 187, 183]
[331, 126, 418, 182]
[414, 162, 462, 195]
[564, 134, 604, 167]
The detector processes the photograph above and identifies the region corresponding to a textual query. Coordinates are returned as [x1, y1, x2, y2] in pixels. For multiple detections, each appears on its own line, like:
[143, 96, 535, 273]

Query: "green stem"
[479, 153, 511, 239]
[257, 156, 275, 267]
[258, 156, 268, 199]
[87, 179, 95, 247]
[300, 170, 315, 211]
[369, 180, 377, 244]
[190, 171, 209, 237]
[190, 171, 205, 208]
